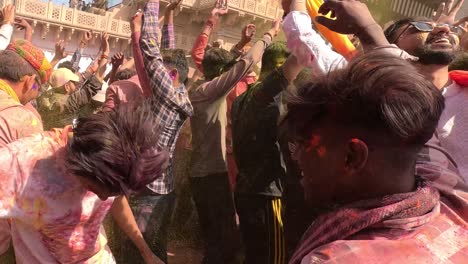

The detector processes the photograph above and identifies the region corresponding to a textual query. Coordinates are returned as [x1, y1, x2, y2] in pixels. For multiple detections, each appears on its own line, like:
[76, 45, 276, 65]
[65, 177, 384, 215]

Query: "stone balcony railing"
[197, 0, 283, 20]
[0, 0, 282, 42]
[0, 0, 132, 39]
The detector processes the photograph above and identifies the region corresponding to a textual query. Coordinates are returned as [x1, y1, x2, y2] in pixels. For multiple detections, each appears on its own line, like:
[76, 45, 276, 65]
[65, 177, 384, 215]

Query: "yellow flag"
[306, 0, 357, 59]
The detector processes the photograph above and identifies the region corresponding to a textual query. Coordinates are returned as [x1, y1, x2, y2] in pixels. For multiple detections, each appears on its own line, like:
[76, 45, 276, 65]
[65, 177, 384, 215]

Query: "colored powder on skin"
[317, 146, 327, 157]
[306, 134, 321, 153]
[31, 118, 38, 127]
[32, 198, 47, 229]
[416, 32, 426, 42]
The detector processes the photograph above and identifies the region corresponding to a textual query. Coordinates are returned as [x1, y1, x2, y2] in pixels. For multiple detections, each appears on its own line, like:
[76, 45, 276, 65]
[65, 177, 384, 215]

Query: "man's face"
[291, 120, 348, 209]
[65, 81, 77, 94]
[395, 21, 461, 65]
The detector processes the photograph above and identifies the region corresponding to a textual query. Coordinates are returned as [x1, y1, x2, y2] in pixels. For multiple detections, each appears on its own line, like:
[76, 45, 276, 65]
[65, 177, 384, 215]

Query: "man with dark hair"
[231, 40, 292, 264]
[125, 1, 193, 263]
[287, 49, 468, 263]
[381, 0, 468, 181]
[37, 34, 107, 130]
[188, 1, 281, 261]
[0, 39, 52, 262]
[0, 40, 52, 147]
[0, 103, 168, 263]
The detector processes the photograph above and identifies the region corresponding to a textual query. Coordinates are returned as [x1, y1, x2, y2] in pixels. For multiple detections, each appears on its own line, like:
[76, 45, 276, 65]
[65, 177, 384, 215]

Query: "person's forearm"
[356, 23, 390, 50]
[282, 55, 303, 83]
[110, 196, 153, 256]
[161, 24, 175, 49]
[24, 27, 32, 42]
[132, 32, 152, 97]
[71, 48, 83, 72]
[164, 9, 174, 25]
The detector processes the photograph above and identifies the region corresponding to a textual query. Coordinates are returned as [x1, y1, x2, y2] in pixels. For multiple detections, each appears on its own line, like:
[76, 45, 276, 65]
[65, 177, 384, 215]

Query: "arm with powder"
[110, 196, 164, 264]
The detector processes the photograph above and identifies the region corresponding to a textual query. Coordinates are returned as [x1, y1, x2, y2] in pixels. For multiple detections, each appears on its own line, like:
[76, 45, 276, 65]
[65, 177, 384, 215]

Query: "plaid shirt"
[161, 24, 175, 49]
[140, 0, 193, 194]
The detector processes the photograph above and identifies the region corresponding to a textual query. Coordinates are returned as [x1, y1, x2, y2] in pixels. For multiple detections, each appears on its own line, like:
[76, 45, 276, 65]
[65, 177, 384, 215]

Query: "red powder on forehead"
[306, 134, 321, 153]
[351, 138, 359, 144]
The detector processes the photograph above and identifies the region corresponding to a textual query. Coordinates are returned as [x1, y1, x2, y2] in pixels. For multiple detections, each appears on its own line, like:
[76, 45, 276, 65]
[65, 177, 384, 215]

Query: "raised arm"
[111, 196, 164, 264]
[107, 52, 124, 84]
[0, 5, 15, 50]
[131, 11, 152, 97]
[193, 19, 280, 101]
[282, 0, 347, 74]
[230, 24, 256, 58]
[140, 0, 175, 101]
[50, 40, 68, 69]
[161, 0, 182, 49]
[190, 0, 228, 73]
[14, 18, 32, 43]
[70, 31, 92, 72]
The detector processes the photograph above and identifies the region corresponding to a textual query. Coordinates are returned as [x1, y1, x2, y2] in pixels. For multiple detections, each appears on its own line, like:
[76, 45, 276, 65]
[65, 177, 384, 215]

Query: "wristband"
[264, 32, 274, 40]
[101, 54, 108, 60]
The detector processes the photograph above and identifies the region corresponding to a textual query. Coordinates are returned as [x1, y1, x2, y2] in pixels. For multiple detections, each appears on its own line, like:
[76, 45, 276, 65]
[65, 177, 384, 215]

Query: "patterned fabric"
[0, 130, 116, 263]
[6, 39, 52, 84]
[161, 24, 175, 49]
[231, 70, 288, 196]
[290, 137, 468, 263]
[140, 0, 193, 194]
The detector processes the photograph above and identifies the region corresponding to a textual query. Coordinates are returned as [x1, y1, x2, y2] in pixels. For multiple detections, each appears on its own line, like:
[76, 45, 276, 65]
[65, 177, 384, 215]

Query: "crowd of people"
[0, 0, 467, 263]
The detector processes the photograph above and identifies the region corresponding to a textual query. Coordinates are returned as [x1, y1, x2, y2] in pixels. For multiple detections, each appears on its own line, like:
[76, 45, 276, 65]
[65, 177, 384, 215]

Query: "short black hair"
[286, 50, 444, 147]
[66, 102, 169, 195]
[384, 17, 430, 43]
[202, 47, 234, 80]
[162, 49, 189, 84]
[115, 69, 137, 81]
[0, 50, 38, 82]
[57, 61, 76, 73]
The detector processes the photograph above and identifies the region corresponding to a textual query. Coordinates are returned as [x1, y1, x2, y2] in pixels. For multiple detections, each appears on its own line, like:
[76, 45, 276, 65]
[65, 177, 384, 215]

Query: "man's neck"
[416, 63, 450, 90]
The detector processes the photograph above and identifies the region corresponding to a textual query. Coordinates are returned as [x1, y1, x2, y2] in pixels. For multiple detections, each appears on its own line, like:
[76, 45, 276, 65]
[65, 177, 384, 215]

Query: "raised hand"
[315, 0, 377, 35]
[100, 32, 110, 55]
[54, 40, 67, 60]
[211, 0, 228, 18]
[14, 18, 31, 31]
[269, 18, 282, 37]
[1, 4, 15, 25]
[241, 24, 256, 44]
[111, 52, 124, 69]
[131, 11, 143, 33]
[432, 0, 464, 25]
[166, 0, 183, 11]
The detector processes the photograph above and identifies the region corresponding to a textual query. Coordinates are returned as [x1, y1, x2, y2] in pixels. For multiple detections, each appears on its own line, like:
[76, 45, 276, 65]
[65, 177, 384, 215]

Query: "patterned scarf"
[0, 79, 20, 103]
[290, 180, 439, 264]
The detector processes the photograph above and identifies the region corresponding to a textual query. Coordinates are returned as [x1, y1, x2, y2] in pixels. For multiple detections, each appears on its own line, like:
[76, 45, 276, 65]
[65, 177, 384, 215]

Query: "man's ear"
[169, 69, 178, 81]
[344, 138, 368, 175]
[22, 74, 37, 94]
